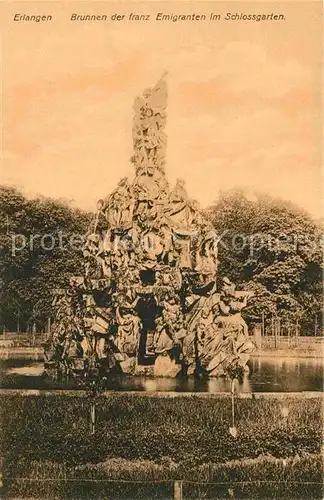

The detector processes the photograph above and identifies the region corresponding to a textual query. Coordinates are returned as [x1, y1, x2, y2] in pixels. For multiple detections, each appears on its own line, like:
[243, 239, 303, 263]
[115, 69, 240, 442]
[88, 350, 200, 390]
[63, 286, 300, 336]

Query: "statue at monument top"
[132, 74, 168, 182]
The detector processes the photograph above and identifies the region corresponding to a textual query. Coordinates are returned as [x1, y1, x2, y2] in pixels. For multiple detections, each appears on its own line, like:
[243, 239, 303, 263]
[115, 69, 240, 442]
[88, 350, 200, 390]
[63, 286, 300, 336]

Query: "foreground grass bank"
[1, 395, 323, 498]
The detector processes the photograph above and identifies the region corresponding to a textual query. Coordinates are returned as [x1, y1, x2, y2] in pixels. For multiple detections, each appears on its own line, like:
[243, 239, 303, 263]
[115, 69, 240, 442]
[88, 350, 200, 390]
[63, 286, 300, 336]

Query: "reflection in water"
[0, 356, 323, 392]
[0, 350, 41, 361]
[7, 363, 44, 377]
[250, 356, 323, 392]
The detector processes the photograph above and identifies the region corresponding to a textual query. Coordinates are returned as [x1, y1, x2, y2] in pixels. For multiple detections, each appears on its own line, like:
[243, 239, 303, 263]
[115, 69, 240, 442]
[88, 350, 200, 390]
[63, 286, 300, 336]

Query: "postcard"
[0, 1, 322, 499]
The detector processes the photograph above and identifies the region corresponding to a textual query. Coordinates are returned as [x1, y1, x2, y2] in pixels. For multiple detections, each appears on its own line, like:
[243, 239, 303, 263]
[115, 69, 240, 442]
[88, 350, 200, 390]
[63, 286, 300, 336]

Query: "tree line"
[0, 185, 322, 335]
[207, 189, 323, 335]
[0, 185, 91, 332]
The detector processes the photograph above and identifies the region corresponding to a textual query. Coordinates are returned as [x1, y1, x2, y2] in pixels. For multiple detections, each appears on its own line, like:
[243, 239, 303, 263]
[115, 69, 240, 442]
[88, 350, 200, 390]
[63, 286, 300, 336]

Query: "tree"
[0, 185, 91, 332]
[207, 189, 323, 332]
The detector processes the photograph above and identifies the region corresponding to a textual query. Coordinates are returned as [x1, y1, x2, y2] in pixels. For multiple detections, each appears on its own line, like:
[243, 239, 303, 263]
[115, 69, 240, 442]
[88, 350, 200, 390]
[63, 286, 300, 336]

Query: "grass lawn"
[1, 394, 323, 499]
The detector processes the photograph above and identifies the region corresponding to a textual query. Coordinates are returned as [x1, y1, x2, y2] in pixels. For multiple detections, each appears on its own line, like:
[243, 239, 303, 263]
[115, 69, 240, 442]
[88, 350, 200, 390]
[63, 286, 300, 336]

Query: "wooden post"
[17, 309, 20, 334]
[32, 323, 36, 348]
[90, 403, 96, 435]
[174, 480, 183, 500]
[231, 380, 235, 428]
[261, 312, 265, 336]
[254, 325, 261, 349]
[295, 318, 299, 343]
[271, 314, 274, 336]
[314, 314, 317, 338]
[47, 317, 51, 334]
[288, 321, 291, 347]
[275, 317, 278, 349]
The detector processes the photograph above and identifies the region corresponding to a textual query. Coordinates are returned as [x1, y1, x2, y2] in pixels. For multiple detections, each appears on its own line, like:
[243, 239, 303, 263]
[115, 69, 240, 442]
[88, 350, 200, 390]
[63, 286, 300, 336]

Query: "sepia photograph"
[0, 1, 323, 498]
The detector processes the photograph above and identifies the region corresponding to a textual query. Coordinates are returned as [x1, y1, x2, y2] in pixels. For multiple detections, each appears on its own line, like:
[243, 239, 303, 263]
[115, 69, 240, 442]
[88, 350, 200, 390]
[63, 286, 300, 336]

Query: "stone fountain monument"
[44, 76, 255, 381]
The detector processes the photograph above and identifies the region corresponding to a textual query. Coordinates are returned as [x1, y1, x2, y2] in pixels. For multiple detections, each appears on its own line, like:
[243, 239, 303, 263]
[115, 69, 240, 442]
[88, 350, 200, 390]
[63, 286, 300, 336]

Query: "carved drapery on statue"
[45, 76, 255, 380]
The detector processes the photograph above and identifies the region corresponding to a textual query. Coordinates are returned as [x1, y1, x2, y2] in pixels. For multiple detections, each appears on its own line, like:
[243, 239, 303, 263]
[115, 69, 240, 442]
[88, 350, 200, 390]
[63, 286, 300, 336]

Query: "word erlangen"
[14, 13, 52, 22]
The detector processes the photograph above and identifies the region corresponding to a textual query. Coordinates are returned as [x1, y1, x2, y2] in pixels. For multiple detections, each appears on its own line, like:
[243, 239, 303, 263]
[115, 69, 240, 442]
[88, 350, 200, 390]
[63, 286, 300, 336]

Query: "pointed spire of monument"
[131, 74, 168, 177]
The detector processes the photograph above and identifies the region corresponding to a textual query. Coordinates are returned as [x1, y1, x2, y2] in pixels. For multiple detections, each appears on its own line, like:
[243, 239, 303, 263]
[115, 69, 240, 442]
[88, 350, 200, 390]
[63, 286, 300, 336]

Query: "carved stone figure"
[173, 231, 192, 269]
[153, 316, 174, 354]
[195, 228, 218, 275]
[45, 76, 255, 382]
[106, 177, 134, 230]
[115, 306, 141, 356]
[161, 293, 184, 347]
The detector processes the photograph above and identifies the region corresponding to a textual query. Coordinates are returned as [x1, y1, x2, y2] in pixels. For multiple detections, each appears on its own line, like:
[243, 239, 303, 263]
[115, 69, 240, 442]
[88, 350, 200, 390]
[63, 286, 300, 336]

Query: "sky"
[1, 1, 322, 217]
